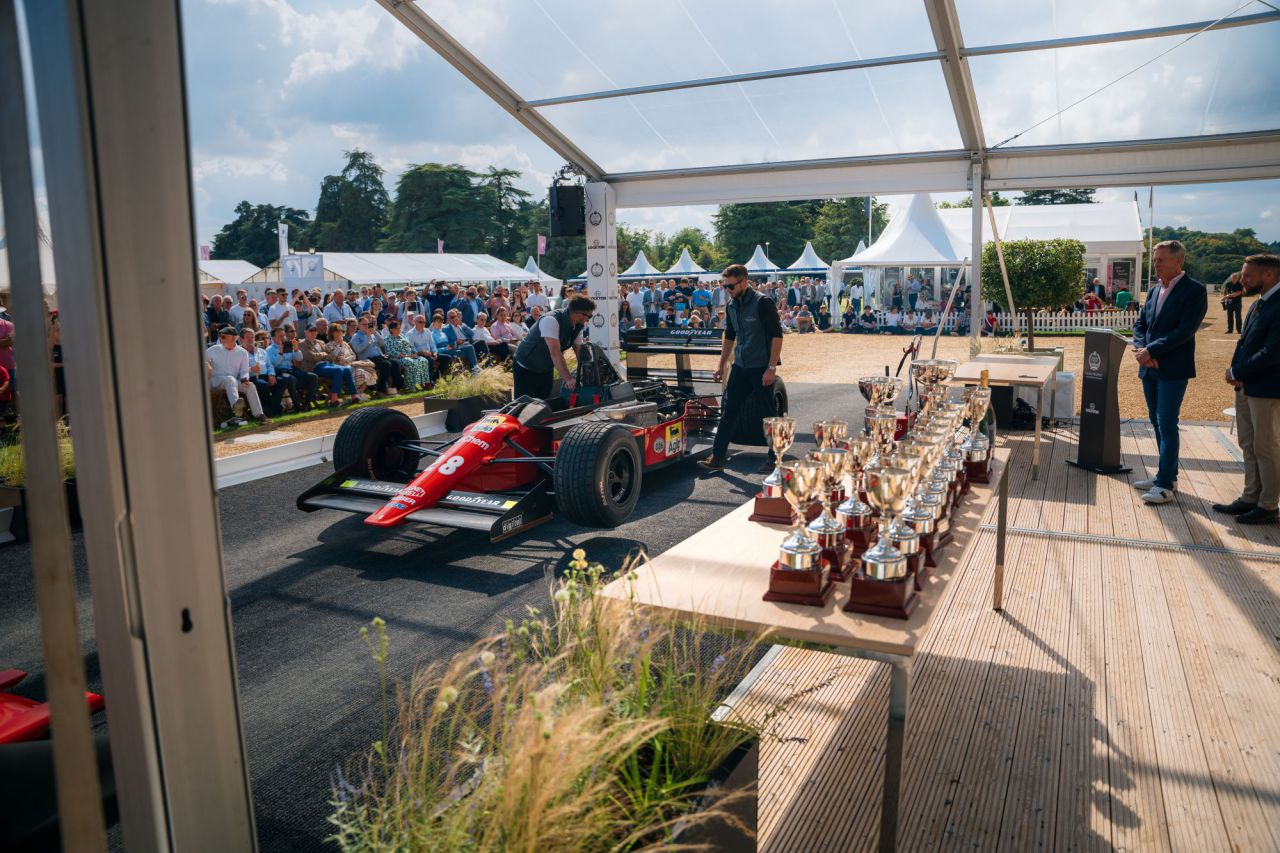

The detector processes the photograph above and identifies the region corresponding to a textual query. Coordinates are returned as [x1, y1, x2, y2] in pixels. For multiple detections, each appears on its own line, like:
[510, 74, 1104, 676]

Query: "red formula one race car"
[297, 331, 788, 540]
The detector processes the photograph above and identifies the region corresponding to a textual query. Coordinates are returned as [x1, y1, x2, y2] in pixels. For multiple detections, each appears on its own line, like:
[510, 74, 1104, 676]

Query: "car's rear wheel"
[333, 407, 421, 480]
[554, 421, 643, 527]
[730, 376, 789, 445]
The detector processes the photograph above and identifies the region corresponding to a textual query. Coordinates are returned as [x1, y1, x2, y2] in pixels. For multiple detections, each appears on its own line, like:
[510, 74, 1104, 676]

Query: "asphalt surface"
[0, 379, 878, 851]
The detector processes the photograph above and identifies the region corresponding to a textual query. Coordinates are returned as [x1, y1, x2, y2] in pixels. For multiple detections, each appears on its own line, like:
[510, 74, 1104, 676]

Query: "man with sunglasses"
[699, 264, 784, 472]
[513, 294, 596, 400]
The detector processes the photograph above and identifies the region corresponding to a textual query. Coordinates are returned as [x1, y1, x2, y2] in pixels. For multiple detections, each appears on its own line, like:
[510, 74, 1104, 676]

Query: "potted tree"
[422, 365, 513, 431]
[981, 237, 1086, 360]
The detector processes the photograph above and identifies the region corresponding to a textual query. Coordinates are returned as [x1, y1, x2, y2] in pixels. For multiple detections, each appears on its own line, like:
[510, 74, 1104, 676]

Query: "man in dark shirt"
[699, 264, 784, 472]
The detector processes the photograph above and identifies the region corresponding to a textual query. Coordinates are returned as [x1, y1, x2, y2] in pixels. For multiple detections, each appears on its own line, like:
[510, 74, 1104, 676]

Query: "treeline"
[1149, 225, 1280, 285]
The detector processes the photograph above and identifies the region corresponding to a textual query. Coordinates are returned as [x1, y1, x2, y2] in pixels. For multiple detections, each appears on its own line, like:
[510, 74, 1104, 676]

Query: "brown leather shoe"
[696, 457, 725, 472]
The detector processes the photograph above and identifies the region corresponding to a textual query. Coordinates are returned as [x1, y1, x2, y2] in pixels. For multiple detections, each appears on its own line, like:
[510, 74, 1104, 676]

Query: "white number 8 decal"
[438, 455, 466, 475]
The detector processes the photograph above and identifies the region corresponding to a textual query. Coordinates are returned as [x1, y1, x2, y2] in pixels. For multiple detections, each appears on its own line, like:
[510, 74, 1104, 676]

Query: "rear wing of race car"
[623, 327, 723, 396]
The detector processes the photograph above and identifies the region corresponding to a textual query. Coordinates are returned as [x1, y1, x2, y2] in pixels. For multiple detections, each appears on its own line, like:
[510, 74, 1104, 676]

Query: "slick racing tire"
[729, 377, 789, 446]
[333, 407, 421, 480]
[554, 421, 643, 527]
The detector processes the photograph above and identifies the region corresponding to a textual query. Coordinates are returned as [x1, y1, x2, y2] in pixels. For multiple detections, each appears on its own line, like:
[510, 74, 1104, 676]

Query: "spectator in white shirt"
[323, 289, 356, 325]
[268, 287, 298, 331]
[206, 326, 268, 425]
[525, 283, 550, 312]
[228, 290, 250, 325]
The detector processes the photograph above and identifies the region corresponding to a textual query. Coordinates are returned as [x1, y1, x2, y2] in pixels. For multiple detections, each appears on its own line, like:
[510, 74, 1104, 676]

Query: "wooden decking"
[732, 421, 1280, 851]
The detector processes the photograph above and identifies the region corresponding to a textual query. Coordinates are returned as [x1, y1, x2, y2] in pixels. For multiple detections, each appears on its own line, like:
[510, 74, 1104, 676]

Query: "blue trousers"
[1140, 373, 1188, 489]
[313, 362, 357, 396]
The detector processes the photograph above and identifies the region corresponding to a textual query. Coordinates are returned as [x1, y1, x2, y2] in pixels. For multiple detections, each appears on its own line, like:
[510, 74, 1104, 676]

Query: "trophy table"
[845, 463, 920, 619]
[753, 417, 805, 524]
[764, 460, 834, 607]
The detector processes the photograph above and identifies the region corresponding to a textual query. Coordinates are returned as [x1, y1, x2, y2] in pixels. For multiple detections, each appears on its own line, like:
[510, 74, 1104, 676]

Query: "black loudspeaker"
[549, 184, 585, 237]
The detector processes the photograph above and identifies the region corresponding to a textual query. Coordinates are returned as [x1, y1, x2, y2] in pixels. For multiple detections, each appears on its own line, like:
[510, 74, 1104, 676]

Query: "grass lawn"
[212, 386, 443, 436]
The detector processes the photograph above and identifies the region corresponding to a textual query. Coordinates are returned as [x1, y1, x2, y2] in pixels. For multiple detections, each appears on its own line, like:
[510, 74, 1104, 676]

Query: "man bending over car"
[512, 294, 596, 399]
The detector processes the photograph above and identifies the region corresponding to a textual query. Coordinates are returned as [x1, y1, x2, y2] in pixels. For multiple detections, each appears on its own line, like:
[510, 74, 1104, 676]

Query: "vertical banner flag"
[437, 238, 444, 253]
[278, 222, 289, 259]
[537, 234, 547, 256]
[199, 244, 211, 261]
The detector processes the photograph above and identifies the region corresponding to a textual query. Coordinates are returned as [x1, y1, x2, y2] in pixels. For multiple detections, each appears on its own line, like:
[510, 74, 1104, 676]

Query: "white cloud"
[192, 153, 289, 183]
[1262, 209, 1274, 220]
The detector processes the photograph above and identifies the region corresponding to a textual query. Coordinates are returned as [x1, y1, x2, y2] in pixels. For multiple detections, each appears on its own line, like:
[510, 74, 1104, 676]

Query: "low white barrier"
[850, 309, 1138, 334]
[214, 409, 448, 489]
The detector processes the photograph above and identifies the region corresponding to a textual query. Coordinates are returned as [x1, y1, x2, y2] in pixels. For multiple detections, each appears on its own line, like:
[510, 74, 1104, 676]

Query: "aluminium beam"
[375, 0, 604, 178]
[986, 129, 1280, 190]
[525, 51, 943, 109]
[965, 10, 1280, 58]
[608, 151, 973, 208]
[923, 0, 986, 152]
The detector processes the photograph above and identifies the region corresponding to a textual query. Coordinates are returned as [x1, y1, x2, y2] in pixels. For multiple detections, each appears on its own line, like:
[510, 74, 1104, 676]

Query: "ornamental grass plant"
[329, 551, 769, 852]
[0, 419, 75, 487]
[430, 364, 513, 401]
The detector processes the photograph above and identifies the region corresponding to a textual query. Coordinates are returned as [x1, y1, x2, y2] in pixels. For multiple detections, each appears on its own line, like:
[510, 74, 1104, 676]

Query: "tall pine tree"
[308, 149, 390, 251]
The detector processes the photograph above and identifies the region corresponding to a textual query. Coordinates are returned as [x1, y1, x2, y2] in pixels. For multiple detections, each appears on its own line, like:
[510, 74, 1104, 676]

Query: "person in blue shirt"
[238, 328, 290, 417]
[451, 286, 486, 326]
[692, 282, 712, 312]
[427, 282, 454, 317]
[430, 312, 478, 372]
[350, 316, 400, 395]
[445, 309, 488, 365]
[265, 327, 316, 410]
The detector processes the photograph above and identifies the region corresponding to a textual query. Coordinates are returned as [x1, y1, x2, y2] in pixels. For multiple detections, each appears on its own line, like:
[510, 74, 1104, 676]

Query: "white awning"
[198, 259, 260, 285]
[620, 250, 662, 279]
[523, 255, 563, 287]
[664, 247, 706, 276]
[785, 241, 828, 273]
[248, 252, 536, 286]
[936, 201, 1145, 257]
[744, 244, 779, 273]
[846, 193, 963, 267]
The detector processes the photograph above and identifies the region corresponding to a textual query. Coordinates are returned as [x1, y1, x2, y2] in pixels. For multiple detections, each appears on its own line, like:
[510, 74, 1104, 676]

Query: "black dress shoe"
[696, 457, 725, 472]
[1212, 499, 1256, 515]
[1237, 507, 1279, 525]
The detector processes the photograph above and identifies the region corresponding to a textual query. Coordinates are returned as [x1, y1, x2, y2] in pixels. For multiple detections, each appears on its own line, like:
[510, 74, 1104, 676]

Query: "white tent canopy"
[246, 252, 535, 287]
[523, 255, 563, 288]
[785, 241, 828, 273]
[664, 247, 705, 276]
[198, 259, 259, 287]
[847, 193, 963, 267]
[619, 250, 662, 279]
[936, 201, 1145, 257]
[744, 244, 779, 273]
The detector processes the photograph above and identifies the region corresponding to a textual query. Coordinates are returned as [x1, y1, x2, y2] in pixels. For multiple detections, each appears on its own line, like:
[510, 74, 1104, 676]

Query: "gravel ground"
[213, 294, 1249, 459]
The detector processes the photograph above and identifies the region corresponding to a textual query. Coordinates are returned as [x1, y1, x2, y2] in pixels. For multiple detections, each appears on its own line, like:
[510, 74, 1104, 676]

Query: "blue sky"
[182, 0, 1280, 252]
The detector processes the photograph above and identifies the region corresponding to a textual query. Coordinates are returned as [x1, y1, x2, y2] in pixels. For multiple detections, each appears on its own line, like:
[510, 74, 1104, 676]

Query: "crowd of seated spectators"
[202, 279, 549, 428]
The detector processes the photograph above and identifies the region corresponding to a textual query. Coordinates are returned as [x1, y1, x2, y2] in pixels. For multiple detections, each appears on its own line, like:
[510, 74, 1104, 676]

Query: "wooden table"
[599, 450, 1010, 852]
[953, 360, 1056, 480]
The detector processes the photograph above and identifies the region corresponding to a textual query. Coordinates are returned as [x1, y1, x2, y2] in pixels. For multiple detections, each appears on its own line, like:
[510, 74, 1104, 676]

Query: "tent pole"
[984, 191, 1016, 321]
[968, 162, 984, 358]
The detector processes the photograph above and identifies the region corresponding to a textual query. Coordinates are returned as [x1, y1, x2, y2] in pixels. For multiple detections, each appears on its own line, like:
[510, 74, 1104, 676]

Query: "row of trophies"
[752, 359, 993, 619]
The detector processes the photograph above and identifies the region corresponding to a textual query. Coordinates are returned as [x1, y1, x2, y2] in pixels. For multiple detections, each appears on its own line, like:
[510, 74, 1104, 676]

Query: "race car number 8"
[437, 455, 466, 475]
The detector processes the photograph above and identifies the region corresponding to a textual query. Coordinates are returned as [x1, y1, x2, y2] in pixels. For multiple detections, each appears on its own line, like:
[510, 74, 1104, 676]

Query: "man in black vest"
[699, 264, 784, 473]
[1213, 253, 1280, 525]
[512, 294, 595, 399]
[1130, 239, 1208, 505]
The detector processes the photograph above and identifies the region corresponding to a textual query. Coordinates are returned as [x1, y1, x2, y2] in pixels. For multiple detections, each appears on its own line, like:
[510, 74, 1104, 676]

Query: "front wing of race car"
[297, 470, 555, 542]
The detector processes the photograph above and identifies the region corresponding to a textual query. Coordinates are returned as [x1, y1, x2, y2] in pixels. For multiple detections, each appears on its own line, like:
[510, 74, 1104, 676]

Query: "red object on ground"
[0, 669, 105, 744]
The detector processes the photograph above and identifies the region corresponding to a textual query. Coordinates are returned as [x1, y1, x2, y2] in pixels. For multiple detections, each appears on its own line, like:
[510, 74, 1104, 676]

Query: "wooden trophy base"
[965, 458, 990, 484]
[844, 573, 919, 619]
[751, 495, 820, 525]
[765, 561, 834, 607]
[918, 530, 938, 570]
[844, 523, 876, 557]
[822, 546, 853, 582]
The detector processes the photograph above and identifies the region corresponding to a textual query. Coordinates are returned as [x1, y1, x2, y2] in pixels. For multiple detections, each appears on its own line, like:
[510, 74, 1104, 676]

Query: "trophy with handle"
[812, 418, 849, 503]
[808, 446, 851, 580]
[845, 463, 920, 618]
[765, 459, 835, 606]
[751, 416, 798, 524]
[838, 436, 878, 555]
[962, 378, 993, 483]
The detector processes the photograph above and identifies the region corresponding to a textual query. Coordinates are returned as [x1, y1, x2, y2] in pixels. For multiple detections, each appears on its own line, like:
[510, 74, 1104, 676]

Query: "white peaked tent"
[664, 247, 706, 276]
[619, 250, 662, 280]
[785, 241, 828, 274]
[744, 244, 779, 274]
[523, 255, 563, 288]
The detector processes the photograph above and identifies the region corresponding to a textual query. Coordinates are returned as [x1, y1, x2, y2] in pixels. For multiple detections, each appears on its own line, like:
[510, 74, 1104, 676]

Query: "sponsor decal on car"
[501, 514, 524, 533]
[460, 435, 492, 451]
[442, 493, 519, 510]
[652, 437, 665, 454]
[402, 485, 426, 499]
[664, 422, 683, 456]
[340, 479, 403, 495]
[473, 416, 504, 433]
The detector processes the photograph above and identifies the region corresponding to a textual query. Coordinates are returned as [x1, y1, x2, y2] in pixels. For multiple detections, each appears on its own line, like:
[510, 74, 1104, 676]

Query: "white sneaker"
[1132, 478, 1156, 491]
[1141, 486, 1174, 505]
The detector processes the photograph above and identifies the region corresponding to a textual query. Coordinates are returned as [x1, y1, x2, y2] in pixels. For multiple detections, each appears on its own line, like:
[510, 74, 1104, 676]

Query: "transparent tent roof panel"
[538, 60, 963, 173]
[971, 19, 1280, 148]
[954, 0, 1271, 47]
[424, 0, 939, 102]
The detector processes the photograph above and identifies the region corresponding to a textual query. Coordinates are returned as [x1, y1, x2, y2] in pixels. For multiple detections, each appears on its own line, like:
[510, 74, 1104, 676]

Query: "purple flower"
[480, 670, 494, 695]
[711, 655, 727, 673]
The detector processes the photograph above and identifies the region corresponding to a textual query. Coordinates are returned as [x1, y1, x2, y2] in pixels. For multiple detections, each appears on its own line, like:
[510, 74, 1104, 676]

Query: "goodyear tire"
[333, 407, 421, 480]
[729, 377, 789, 446]
[554, 421, 643, 527]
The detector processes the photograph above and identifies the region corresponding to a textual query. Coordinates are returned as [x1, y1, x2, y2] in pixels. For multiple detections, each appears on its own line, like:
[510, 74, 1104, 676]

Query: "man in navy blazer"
[1130, 240, 1208, 505]
[1213, 253, 1280, 525]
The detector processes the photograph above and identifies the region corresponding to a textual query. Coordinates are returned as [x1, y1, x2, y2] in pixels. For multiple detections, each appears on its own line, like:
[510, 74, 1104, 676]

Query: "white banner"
[278, 222, 289, 260]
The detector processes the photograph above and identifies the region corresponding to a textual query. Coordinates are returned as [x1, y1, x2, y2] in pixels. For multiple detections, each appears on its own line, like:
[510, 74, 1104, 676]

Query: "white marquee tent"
[523, 255, 563, 289]
[664, 247, 705, 276]
[785, 241, 829, 275]
[197, 259, 259, 296]
[744, 244, 779, 275]
[245, 252, 535, 288]
[619, 250, 663, 280]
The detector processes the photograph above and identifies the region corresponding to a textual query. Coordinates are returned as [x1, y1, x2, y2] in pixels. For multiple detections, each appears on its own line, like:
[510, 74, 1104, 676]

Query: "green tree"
[1018, 188, 1096, 205]
[382, 163, 494, 253]
[616, 224, 656, 273]
[937, 191, 1011, 209]
[478, 167, 532, 260]
[810, 198, 890, 263]
[308, 149, 390, 251]
[1149, 225, 1272, 287]
[712, 202, 810, 268]
[981, 237, 1086, 348]
[211, 201, 312, 268]
[652, 226, 720, 271]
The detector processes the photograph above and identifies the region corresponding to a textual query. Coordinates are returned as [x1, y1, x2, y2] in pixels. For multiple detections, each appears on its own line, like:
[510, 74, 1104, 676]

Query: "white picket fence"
[856, 309, 1138, 334]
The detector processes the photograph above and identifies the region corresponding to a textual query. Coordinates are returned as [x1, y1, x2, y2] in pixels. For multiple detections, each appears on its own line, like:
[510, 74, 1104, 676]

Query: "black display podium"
[1067, 329, 1132, 474]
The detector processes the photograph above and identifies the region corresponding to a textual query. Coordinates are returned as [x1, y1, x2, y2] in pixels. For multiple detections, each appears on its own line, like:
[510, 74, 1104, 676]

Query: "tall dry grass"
[329, 552, 767, 852]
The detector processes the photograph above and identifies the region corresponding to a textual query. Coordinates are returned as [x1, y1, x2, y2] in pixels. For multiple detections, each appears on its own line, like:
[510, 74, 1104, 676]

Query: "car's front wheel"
[332, 407, 421, 480]
[554, 421, 643, 527]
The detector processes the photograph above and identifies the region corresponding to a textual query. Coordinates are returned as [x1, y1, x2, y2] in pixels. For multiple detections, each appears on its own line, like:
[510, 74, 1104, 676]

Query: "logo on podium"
[1087, 350, 1101, 372]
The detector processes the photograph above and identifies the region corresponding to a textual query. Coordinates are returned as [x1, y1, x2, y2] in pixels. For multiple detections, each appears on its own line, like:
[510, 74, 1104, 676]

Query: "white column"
[969, 161, 984, 356]
[584, 181, 622, 369]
